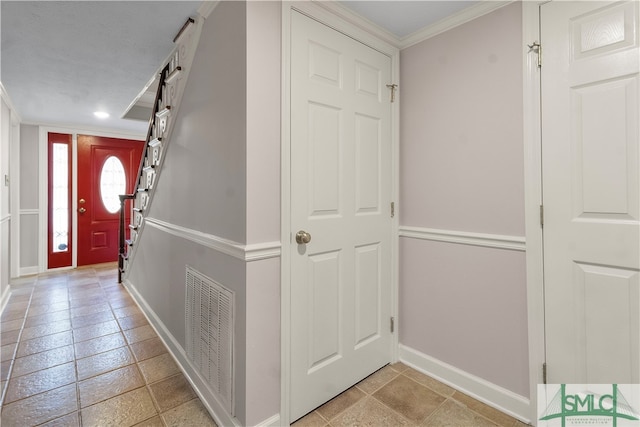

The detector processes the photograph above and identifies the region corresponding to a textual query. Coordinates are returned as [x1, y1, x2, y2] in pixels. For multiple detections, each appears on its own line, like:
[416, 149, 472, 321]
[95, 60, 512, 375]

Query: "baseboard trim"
[145, 217, 281, 262]
[399, 226, 526, 252]
[20, 266, 39, 277]
[399, 344, 531, 424]
[255, 414, 281, 427]
[0, 285, 11, 314]
[122, 279, 242, 427]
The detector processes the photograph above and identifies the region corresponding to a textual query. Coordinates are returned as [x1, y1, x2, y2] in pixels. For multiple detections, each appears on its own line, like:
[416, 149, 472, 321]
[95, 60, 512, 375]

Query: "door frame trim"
[37, 125, 144, 272]
[522, 1, 547, 423]
[280, 3, 400, 424]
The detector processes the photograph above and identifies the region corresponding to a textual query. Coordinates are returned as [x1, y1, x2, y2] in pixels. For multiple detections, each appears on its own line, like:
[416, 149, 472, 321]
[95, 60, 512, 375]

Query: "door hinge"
[386, 84, 398, 103]
[528, 41, 542, 68]
[540, 204, 544, 228]
[390, 316, 395, 333]
[391, 202, 395, 218]
[542, 362, 547, 384]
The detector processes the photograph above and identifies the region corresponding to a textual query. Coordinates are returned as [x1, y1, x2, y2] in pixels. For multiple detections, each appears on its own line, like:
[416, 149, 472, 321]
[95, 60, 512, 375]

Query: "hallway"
[1, 265, 528, 426]
[0, 264, 216, 426]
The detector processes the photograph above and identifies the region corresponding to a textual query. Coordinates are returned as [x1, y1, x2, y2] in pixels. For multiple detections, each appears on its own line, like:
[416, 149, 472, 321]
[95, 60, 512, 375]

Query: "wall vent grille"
[185, 266, 233, 413]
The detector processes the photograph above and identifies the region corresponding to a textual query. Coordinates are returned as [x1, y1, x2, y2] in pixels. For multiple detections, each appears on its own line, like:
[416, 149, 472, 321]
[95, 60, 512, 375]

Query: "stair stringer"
[122, 15, 204, 279]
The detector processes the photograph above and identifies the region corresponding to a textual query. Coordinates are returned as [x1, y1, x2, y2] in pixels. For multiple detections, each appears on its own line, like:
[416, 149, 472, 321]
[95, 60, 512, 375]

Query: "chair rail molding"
[144, 217, 281, 262]
[399, 225, 526, 252]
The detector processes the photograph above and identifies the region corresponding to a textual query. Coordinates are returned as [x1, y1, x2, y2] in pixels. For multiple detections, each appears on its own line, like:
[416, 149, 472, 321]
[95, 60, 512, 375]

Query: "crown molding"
[400, 1, 514, 49]
[313, 0, 402, 49]
[0, 82, 23, 123]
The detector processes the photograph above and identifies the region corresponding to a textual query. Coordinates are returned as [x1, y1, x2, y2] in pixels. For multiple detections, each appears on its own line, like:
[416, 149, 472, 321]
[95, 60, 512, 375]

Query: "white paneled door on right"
[542, 1, 640, 384]
[290, 11, 393, 422]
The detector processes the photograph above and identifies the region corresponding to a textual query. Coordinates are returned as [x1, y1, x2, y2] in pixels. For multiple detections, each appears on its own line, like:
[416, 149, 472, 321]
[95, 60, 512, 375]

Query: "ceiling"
[1, 1, 478, 135]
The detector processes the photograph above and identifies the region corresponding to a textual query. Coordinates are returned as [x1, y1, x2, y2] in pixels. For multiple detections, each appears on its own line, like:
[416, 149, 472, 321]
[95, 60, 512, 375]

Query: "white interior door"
[542, 0, 640, 384]
[290, 10, 393, 421]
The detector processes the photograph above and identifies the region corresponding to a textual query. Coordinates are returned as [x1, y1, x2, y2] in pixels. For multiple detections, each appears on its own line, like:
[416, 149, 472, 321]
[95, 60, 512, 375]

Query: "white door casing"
[289, 10, 394, 421]
[541, 0, 640, 384]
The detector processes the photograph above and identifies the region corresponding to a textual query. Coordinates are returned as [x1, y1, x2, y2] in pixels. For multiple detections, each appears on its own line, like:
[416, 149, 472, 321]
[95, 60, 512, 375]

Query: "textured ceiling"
[1, 1, 478, 134]
[1, 1, 201, 134]
[339, 1, 478, 38]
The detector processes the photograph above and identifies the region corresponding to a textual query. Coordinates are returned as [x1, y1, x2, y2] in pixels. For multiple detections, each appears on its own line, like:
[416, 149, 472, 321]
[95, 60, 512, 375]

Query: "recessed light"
[94, 111, 110, 119]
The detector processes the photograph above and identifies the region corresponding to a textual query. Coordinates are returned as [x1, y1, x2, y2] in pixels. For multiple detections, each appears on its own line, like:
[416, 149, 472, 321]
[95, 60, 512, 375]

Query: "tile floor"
[292, 364, 530, 427]
[0, 264, 217, 426]
[1, 264, 530, 427]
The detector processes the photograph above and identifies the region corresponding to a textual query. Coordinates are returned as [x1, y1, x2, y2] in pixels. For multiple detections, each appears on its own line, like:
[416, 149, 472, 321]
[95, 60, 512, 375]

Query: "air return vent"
[185, 266, 233, 413]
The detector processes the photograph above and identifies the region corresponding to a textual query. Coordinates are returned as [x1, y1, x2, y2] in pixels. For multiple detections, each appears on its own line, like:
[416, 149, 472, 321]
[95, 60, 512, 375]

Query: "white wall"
[245, 3, 281, 425]
[399, 1, 528, 402]
[0, 98, 11, 304]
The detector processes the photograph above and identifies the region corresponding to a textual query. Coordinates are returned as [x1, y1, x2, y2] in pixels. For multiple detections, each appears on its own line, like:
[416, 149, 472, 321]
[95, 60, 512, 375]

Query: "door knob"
[79, 199, 85, 204]
[78, 207, 86, 213]
[296, 230, 311, 244]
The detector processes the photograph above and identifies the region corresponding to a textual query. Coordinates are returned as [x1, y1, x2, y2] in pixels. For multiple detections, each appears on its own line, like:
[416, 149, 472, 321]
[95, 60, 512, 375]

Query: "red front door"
[77, 135, 144, 266]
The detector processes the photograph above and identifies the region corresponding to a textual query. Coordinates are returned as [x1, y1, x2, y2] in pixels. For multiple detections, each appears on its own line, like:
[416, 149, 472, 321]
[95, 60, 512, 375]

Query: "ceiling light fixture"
[94, 111, 110, 119]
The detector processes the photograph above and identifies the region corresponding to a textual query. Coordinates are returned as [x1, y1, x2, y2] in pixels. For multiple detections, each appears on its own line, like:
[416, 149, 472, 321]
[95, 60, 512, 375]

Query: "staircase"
[118, 17, 202, 283]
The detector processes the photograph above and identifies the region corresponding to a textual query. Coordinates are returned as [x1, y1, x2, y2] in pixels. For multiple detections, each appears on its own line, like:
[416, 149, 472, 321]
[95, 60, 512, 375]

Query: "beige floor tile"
[139, 353, 180, 384]
[39, 411, 80, 426]
[402, 367, 456, 397]
[149, 373, 197, 411]
[11, 345, 75, 377]
[316, 386, 366, 421]
[69, 295, 104, 308]
[291, 411, 328, 427]
[373, 375, 446, 423]
[1, 342, 17, 362]
[423, 399, 497, 426]
[16, 330, 73, 357]
[79, 364, 145, 408]
[331, 396, 413, 427]
[2, 328, 20, 345]
[0, 383, 77, 426]
[76, 346, 135, 381]
[74, 331, 127, 359]
[72, 319, 120, 343]
[1, 318, 25, 332]
[21, 319, 72, 341]
[109, 295, 136, 309]
[70, 310, 115, 329]
[1, 308, 25, 323]
[117, 313, 149, 330]
[24, 310, 71, 328]
[161, 398, 217, 427]
[27, 301, 70, 317]
[130, 337, 168, 362]
[66, 277, 100, 287]
[82, 386, 158, 426]
[31, 293, 68, 306]
[124, 324, 157, 345]
[70, 303, 111, 318]
[133, 415, 166, 427]
[113, 305, 142, 319]
[452, 392, 520, 427]
[392, 361, 413, 372]
[357, 365, 401, 394]
[1, 360, 11, 381]
[4, 361, 76, 403]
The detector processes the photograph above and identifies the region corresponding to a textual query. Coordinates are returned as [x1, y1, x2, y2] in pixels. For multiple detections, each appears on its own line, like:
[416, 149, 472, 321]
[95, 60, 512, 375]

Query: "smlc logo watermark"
[538, 384, 640, 426]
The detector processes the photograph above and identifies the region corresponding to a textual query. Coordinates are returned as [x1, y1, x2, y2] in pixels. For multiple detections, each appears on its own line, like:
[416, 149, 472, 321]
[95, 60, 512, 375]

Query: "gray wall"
[19, 124, 39, 270]
[399, 2, 529, 397]
[127, 2, 282, 425]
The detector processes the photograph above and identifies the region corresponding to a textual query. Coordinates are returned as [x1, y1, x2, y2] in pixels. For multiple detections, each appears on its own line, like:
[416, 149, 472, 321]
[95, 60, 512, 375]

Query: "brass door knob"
[78, 207, 86, 213]
[295, 230, 311, 244]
